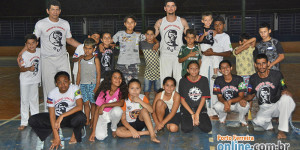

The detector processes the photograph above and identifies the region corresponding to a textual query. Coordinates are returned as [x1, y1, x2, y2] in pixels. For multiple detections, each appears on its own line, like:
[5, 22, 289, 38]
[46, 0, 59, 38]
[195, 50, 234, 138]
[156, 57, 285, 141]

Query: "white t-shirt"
[113, 31, 145, 65]
[47, 85, 82, 116]
[122, 94, 149, 123]
[72, 44, 85, 75]
[212, 33, 232, 53]
[19, 48, 41, 85]
[34, 17, 72, 58]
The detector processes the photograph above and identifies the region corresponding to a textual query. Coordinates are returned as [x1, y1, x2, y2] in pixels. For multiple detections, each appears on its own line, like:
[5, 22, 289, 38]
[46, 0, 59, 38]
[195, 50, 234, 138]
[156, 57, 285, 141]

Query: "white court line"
[0, 73, 19, 79]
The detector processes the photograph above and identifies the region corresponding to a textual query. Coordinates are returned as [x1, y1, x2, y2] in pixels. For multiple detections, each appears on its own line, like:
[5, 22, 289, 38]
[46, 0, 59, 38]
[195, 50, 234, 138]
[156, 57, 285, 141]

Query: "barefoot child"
[89, 70, 128, 141]
[19, 34, 41, 130]
[116, 79, 160, 143]
[152, 77, 181, 132]
[29, 71, 86, 149]
[76, 38, 101, 127]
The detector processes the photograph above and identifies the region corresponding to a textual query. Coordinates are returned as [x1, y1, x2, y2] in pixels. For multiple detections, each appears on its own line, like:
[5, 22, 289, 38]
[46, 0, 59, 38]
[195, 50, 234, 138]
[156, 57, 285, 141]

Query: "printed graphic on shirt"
[101, 49, 112, 71]
[49, 30, 63, 52]
[55, 101, 69, 115]
[188, 87, 202, 101]
[221, 86, 238, 101]
[255, 82, 275, 104]
[32, 59, 39, 76]
[164, 29, 178, 52]
[47, 97, 53, 104]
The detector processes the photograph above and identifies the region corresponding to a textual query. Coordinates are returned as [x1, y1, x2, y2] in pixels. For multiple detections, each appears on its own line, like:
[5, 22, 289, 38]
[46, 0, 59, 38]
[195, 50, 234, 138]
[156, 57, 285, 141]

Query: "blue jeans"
[144, 78, 160, 92]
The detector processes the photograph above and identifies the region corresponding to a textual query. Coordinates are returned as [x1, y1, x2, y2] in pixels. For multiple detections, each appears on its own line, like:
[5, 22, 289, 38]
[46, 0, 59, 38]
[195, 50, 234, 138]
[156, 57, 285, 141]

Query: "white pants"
[41, 53, 72, 112]
[95, 107, 123, 140]
[20, 83, 39, 126]
[160, 55, 182, 91]
[73, 73, 77, 85]
[214, 101, 250, 125]
[200, 59, 221, 116]
[253, 95, 295, 132]
[200, 44, 222, 69]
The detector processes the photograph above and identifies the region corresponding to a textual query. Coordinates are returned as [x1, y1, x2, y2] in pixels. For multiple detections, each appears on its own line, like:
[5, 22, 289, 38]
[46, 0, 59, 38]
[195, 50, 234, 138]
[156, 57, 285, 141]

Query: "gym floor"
[0, 54, 299, 150]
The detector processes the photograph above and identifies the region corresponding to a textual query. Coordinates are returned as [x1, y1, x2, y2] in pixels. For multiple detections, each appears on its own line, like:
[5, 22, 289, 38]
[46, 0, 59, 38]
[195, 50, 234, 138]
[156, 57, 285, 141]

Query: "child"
[89, 70, 128, 141]
[116, 79, 160, 143]
[233, 33, 256, 94]
[178, 29, 202, 77]
[213, 60, 249, 126]
[179, 61, 212, 133]
[19, 34, 41, 130]
[98, 32, 116, 82]
[197, 12, 218, 79]
[139, 27, 161, 100]
[76, 38, 101, 127]
[255, 22, 285, 71]
[113, 15, 145, 82]
[73, 31, 100, 84]
[152, 77, 181, 132]
[29, 71, 86, 149]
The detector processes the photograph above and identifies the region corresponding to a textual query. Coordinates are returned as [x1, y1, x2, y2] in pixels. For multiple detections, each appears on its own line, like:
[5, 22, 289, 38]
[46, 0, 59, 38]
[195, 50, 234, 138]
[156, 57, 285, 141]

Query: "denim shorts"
[80, 84, 96, 103]
[144, 78, 160, 92]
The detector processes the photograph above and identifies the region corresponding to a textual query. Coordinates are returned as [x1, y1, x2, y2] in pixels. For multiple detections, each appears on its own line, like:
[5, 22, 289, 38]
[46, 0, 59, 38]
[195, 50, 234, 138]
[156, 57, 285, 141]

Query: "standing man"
[18, 0, 81, 111]
[154, 0, 189, 89]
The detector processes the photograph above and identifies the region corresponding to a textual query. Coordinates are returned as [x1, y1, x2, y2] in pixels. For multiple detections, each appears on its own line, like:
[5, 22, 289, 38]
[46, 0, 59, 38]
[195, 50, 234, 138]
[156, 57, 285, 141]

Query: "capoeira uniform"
[72, 44, 84, 84]
[159, 16, 184, 90]
[19, 48, 41, 126]
[248, 70, 296, 132]
[213, 75, 249, 124]
[199, 32, 233, 116]
[34, 17, 73, 112]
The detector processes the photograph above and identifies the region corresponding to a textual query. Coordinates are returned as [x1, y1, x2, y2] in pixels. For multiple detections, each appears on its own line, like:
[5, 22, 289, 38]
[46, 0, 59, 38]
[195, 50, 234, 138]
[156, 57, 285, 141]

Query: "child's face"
[83, 45, 95, 56]
[214, 21, 225, 34]
[124, 18, 136, 31]
[187, 63, 200, 77]
[219, 63, 232, 76]
[111, 72, 122, 88]
[101, 33, 112, 46]
[88, 34, 100, 44]
[185, 33, 196, 45]
[26, 39, 38, 51]
[128, 82, 141, 97]
[259, 27, 271, 40]
[163, 80, 175, 94]
[202, 16, 213, 27]
[56, 75, 70, 93]
[145, 30, 155, 43]
[164, 2, 176, 15]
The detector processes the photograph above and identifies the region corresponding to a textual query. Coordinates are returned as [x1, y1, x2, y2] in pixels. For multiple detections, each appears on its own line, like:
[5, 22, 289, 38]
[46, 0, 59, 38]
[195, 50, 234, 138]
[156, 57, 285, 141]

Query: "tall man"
[154, 0, 189, 89]
[244, 54, 295, 139]
[18, 0, 81, 111]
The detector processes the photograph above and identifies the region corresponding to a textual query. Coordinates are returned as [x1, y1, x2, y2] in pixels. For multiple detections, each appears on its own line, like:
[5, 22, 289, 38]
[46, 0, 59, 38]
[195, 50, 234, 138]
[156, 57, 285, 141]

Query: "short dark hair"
[165, 0, 176, 6]
[202, 11, 213, 19]
[259, 22, 271, 30]
[145, 27, 155, 34]
[89, 30, 101, 37]
[186, 29, 196, 37]
[84, 38, 96, 48]
[128, 78, 141, 87]
[214, 15, 225, 24]
[124, 15, 136, 23]
[54, 71, 70, 82]
[101, 32, 112, 39]
[25, 34, 38, 43]
[47, 0, 61, 10]
[219, 60, 232, 69]
[239, 33, 251, 42]
[255, 54, 268, 62]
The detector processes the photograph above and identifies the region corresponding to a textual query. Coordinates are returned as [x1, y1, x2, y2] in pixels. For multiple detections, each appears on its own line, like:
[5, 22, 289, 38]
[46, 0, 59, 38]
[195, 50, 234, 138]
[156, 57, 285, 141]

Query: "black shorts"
[128, 117, 146, 131]
[164, 107, 181, 126]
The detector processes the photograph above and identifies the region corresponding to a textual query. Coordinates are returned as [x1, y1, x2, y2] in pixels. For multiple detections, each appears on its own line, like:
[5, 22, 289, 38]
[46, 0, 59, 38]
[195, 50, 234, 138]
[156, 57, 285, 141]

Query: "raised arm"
[154, 19, 162, 37]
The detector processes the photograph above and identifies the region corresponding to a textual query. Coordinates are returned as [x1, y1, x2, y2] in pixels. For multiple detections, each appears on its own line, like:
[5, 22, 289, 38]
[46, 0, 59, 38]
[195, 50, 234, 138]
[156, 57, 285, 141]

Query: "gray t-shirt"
[113, 31, 145, 65]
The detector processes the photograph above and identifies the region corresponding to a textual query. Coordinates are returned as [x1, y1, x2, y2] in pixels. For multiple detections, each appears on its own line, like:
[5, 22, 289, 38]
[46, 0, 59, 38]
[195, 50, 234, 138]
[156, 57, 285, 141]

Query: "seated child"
[29, 71, 86, 149]
[116, 79, 160, 143]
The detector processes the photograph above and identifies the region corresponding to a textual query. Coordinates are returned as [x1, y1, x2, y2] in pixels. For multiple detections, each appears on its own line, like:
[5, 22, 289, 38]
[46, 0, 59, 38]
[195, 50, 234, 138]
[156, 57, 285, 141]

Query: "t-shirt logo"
[164, 29, 178, 52]
[188, 87, 202, 101]
[101, 51, 111, 71]
[224, 89, 234, 100]
[55, 101, 69, 115]
[32, 59, 39, 76]
[49, 30, 63, 52]
[259, 86, 271, 104]
[129, 109, 140, 119]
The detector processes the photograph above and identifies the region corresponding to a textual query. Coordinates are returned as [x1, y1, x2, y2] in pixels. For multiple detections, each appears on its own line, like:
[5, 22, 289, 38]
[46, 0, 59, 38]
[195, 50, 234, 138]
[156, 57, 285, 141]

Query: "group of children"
[18, 9, 293, 149]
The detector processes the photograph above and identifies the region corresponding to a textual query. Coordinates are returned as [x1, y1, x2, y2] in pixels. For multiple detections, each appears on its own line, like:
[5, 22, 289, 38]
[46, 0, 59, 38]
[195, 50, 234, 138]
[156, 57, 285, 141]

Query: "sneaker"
[212, 74, 218, 80]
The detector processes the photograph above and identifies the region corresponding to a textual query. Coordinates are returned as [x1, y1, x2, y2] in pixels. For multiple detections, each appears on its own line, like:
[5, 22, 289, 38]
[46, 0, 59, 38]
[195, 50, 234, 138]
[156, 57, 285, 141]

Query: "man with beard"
[244, 54, 295, 139]
[154, 0, 189, 90]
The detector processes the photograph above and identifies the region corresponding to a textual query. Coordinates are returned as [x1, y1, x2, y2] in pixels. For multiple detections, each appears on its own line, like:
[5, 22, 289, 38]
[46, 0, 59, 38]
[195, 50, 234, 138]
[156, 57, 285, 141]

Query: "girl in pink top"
[89, 70, 128, 141]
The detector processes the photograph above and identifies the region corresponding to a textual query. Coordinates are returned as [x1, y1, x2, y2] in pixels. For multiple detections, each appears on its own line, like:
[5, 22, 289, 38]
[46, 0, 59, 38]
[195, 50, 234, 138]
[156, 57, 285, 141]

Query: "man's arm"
[269, 54, 284, 69]
[66, 38, 81, 48]
[154, 19, 162, 37]
[203, 49, 232, 57]
[181, 18, 190, 35]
